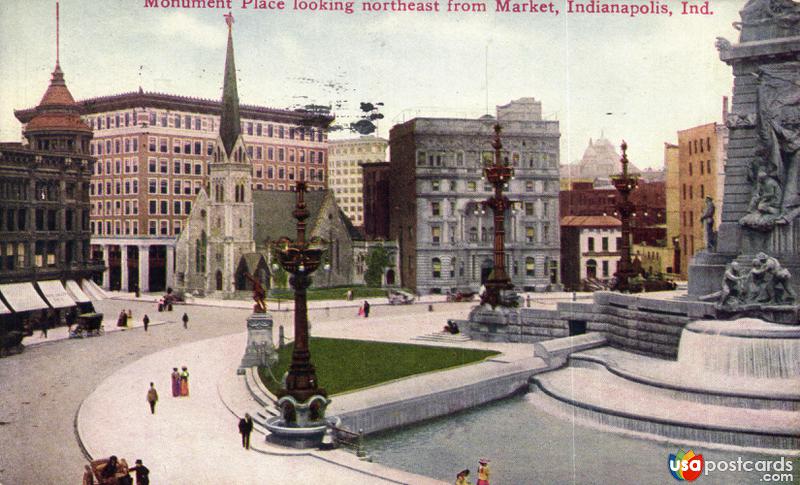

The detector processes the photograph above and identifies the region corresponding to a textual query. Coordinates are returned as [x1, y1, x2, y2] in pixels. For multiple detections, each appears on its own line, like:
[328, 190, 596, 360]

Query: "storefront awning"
[37, 280, 77, 309]
[0, 297, 11, 315]
[0, 282, 50, 312]
[65, 280, 91, 303]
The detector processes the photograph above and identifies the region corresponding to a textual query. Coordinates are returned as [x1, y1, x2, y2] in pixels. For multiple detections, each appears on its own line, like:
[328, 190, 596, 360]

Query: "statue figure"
[739, 62, 800, 231]
[746, 252, 779, 303]
[736, 0, 800, 42]
[774, 264, 798, 303]
[740, 170, 783, 230]
[244, 272, 267, 313]
[703, 252, 796, 311]
[699, 196, 717, 251]
[718, 262, 746, 311]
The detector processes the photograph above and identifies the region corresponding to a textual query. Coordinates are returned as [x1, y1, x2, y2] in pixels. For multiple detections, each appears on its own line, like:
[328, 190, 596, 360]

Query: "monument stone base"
[687, 250, 734, 297]
[238, 312, 277, 374]
[465, 304, 520, 342]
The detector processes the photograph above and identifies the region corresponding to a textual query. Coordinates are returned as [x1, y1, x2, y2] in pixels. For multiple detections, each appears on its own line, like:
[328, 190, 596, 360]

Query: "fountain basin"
[264, 416, 332, 449]
[678, 318, 800, 379]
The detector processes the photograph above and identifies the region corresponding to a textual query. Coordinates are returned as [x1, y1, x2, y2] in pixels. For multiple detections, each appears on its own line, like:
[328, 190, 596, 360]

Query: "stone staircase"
[528, 347, 800, 453]
[411, 331, 471, 343]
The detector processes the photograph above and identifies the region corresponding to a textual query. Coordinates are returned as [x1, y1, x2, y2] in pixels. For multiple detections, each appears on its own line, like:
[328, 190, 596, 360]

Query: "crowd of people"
[83, 455, 149, 485]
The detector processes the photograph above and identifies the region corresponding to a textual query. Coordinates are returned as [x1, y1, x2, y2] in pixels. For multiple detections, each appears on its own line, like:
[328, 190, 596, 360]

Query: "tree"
[364, 246, 390, 287]
[270, 253, 288, 289]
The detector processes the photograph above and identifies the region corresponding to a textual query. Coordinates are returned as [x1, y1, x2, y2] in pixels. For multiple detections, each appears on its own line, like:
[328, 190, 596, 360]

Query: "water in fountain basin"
[677, 319, 800, 379]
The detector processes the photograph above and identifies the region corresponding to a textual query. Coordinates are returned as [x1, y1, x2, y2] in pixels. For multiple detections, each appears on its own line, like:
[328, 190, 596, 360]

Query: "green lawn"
[268, 286, 401, 301]
[259, 337, 499, 396]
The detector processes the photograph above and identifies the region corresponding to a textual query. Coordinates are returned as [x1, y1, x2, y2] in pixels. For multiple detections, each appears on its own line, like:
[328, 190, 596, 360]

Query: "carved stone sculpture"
[718, 261, 746, 311]
[736, 0, 800, 42]
[700, 197, 717, 251]
[739, 63, 800, 232]
[704, 252, 796, 311]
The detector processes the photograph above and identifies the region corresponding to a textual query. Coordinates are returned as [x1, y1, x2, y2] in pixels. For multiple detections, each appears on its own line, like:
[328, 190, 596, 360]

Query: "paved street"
[0, 296, 482, 485]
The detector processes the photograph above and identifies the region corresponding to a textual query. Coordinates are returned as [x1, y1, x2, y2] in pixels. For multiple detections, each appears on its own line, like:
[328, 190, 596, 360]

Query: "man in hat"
[477, 458, 490, 485]
[129, 459, 150, 485]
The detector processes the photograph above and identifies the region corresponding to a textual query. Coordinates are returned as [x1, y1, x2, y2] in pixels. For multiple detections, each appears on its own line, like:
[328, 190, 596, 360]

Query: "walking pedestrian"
[182, 312, 189, 329]
[146, 383, 158, 414]
[117, 310, 128, 327]
[142, 314, 150, 332]
[129, 459, 150, 485]
[477, 459, 490, 485]
[238, 413, 254, 449]
[363, 300, 370, 318]
[455, 469, 471, 485]
[180, 366, 190, 396]
[171, 367, 181, 397]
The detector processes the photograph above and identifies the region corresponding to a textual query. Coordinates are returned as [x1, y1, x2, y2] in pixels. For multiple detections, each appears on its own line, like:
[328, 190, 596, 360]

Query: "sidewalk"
[76, 332, 444, 484]
[75, 302, 539, 484]
[22, 313, 174, 347]
[107, 289, 592, 312]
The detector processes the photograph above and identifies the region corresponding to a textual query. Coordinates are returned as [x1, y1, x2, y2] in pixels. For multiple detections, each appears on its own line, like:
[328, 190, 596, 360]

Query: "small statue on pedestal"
[244, 272, 267, 313]
[699, 196, 717, 251]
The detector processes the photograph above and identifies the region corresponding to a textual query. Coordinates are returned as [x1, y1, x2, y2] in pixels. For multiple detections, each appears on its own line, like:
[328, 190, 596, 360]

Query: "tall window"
[526, 257, 535, 277]
[431, 226, 441, 245]
[432, 258, 441, 278]
[196, 231, 207, 273]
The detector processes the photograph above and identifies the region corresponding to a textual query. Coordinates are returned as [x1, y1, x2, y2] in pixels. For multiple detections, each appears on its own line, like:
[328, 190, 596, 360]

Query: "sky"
[0, 0, 743, 168]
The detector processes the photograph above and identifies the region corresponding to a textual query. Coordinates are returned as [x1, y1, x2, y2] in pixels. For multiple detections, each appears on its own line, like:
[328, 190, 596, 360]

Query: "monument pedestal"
[238, 312, 277, 374]
[687, 250, 734, 297]
[465, 304, 520, 342]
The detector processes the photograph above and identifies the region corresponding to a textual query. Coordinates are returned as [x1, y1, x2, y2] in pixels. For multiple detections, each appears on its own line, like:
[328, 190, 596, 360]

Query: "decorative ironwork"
[611, 141, 639, 292]
[271, 174, 327, 403]
[480, 124, 515, 308]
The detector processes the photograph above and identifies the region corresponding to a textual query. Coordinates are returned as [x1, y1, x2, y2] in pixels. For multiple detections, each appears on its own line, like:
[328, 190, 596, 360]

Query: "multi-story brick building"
[3, 60, 102, 282]
[389, 98, 562, 294]
[1, 45, 104, 336]
[560, 180, 667, 246]
[664, 142, 681, 274]
[362, 161, 391, 240]
[14, 74, 332, 296]
[560, 215, 621, 289]
[328, 136, 387, 227]
[675, 101, 728, 277]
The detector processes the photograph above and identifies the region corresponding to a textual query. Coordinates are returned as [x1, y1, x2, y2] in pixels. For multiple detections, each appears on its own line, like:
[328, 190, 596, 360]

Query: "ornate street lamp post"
[481, 124, 515, 307]
[611, 141, 639, 292]
[272, 174, 327, 416]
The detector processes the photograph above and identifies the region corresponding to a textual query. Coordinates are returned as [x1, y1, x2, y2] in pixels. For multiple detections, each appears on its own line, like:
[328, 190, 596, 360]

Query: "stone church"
[174, 19, 357, 296]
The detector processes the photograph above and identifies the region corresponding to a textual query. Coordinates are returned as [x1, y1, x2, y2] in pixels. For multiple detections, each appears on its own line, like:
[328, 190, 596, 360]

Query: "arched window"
[586, 259, 597, 279]
[432, 258, 442, 279]
[526, 257, 535, 277]
[196, 231, 207, 273]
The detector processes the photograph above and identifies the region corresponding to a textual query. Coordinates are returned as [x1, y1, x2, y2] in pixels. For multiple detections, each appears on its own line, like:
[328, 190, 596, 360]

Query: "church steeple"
[219, 12, 241, 158]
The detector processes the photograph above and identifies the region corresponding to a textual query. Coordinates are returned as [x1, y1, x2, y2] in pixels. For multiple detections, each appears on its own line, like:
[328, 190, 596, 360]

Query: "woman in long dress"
[171, 367, 181, 397]
[180, 366, 189, 397]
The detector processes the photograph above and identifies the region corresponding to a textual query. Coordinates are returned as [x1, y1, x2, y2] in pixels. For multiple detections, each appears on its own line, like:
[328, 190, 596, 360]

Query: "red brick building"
[560, 180, 666, 246]
[362, 161, 391, 240]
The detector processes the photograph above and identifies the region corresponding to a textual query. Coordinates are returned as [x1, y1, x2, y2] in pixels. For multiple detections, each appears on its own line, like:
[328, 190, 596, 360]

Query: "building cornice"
[15, 91, 334, 128]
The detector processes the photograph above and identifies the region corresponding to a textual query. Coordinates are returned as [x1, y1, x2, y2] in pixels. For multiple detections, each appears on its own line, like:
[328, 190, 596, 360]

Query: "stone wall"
[468, 292, 717, 359]
[336, 367, 534, 435]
